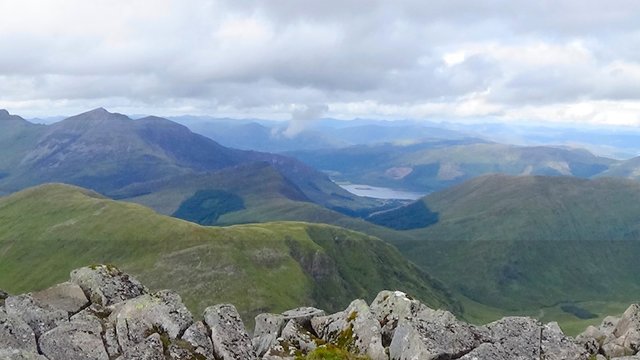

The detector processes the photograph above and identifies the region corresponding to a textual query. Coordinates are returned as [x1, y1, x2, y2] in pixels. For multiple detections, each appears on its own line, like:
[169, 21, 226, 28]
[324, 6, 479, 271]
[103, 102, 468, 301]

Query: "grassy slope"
[0, 183, 456, 326]
[381, 175, 640, 332]
[115, 163, 406, 239]
[115, 163, 314, 215]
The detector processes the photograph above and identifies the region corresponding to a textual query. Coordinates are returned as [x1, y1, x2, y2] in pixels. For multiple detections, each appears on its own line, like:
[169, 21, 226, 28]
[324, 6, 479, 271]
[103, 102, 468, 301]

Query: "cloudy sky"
[1, 0, 640, 125]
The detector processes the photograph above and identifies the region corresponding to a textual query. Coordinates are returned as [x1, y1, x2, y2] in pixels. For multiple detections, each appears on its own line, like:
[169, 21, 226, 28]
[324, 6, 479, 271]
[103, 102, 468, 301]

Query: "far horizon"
[6, 107, 640, 132]
[4, 106, 640, 160]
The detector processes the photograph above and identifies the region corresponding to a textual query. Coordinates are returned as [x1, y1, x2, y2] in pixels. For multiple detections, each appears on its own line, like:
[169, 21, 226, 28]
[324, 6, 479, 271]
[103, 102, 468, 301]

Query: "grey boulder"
[468, 317, 587, 360]
[459, 342, 512, 359]
[70, 265, 147, 306]
[484, 317, 542, 359]
[183, 321, 215, 359]
[38, 318, 108, 360]
[0, 349, 47, 360]
[578, 304, 640, 358]
[253, 313, 286, 356]
[541, 322, 588, 360]
[253, 306, 325, 356]
[281, 319, 319, 353]
[312, 299, 386, 360]
[370, 290, 423, 346]
[204, 303, 257, 360]
[0, 308, 38, 353]
[282, 307, 326, 328]
[109, 290, 193, 349]
[31, 281, 89, 315]
[388, 306, 488, 360]
[116, 333, 165, 360]
[4, 294, 68, 338]
[602, 304, 640, 357]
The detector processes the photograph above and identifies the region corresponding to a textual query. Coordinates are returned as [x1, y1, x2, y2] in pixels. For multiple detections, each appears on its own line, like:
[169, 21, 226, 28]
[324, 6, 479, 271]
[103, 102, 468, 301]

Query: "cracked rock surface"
[0, 265, 635, 359]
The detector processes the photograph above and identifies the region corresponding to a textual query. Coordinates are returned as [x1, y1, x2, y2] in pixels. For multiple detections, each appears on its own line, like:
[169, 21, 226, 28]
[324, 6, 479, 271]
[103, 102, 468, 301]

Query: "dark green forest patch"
[173, 189, 245, 225]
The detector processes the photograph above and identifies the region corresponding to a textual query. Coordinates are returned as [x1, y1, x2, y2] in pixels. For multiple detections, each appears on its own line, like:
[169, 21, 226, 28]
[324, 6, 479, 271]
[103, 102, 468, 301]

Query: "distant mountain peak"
[89, 107, 108, 113]
[82, 107, 116, 117]
[58, 108, 131, 128]
[0, 109, 33, 128]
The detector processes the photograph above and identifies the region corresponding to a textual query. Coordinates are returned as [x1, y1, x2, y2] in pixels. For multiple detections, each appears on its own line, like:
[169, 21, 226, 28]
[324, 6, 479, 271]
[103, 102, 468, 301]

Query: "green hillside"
[378, 175, 640, 331]
[113, 162, 396, 228]
[0, 183, 457, 325]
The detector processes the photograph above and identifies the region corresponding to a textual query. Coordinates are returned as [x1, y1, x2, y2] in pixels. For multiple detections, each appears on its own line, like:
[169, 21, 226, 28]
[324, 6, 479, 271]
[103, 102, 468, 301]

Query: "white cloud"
[0, 0, 640, 125]
[443, 51, 467, 67]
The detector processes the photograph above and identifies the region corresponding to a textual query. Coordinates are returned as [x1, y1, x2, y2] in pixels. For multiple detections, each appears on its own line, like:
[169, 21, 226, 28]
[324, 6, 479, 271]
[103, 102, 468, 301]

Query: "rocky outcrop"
[70, 265, 147, 306]
[254, 307, 326, 358]
[4, 295, 68, 338]
[311, 299, 386, 360]
[182, 321, 214, 358]
[577, 304, 640, 358]
[0, 265, 636, 359]
[204, 304, 256, 360]
[38, 319, 107, 360]
[1, 265, 246, 360]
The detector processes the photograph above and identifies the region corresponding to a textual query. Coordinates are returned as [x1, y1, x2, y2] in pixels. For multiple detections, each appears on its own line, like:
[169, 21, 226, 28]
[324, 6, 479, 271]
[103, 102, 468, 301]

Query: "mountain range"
[169, 116, 468, 153]
[0, 108, 387, 217]
[169, 114, 640, 194]
[5, 107, 640, 334]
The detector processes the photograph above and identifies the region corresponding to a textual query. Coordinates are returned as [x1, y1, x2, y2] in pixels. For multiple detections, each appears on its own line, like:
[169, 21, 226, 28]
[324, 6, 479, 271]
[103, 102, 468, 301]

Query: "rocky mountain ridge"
[2, 265, 638, 359]
[0, 108, 379, 215]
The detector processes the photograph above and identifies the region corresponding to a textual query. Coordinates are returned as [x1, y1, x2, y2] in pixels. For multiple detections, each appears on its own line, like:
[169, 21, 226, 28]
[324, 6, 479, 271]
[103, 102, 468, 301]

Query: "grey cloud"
[1, 0, 640, 122]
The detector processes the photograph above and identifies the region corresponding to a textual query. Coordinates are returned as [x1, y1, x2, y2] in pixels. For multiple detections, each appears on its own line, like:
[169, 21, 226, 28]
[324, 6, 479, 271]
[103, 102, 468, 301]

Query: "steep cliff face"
[2, 265, 626, 360]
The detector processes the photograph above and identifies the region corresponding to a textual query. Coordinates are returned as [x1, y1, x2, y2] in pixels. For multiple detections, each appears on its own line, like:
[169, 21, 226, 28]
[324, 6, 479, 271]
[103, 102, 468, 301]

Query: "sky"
[1, 0, 640, 125]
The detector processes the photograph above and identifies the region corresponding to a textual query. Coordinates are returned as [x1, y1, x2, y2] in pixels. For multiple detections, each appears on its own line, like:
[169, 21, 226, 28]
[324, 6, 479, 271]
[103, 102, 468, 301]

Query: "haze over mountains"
[289, 140, 616, 192]
[126, 114, 640, 194]
[5, 107, 640, 334]
[167, 115, 640, 158]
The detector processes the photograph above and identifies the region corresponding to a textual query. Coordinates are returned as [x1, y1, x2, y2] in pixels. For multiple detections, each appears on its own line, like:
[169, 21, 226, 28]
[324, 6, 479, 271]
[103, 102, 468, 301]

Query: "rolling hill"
[289, 141, 616, 192]
[0, 183, 458, 326]
[373, 174, 640, 331]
